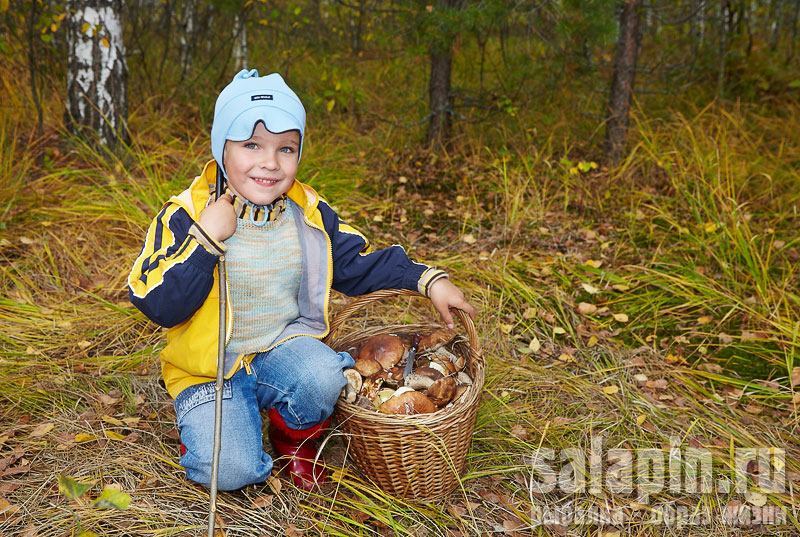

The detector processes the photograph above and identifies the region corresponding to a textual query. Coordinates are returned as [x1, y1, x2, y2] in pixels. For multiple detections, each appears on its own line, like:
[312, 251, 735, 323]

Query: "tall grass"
[2, 44, 800, 536]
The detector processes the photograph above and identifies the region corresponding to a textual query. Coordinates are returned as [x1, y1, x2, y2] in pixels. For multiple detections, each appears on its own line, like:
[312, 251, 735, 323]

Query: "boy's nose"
[259, 153, 279, 170]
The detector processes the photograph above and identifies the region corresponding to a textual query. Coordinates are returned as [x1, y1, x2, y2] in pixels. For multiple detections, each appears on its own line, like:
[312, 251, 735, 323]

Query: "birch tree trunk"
[179, 0, 196, 80]
[604, 0, 643, 165]
[65, 0, 128, 148]
[232, 13, 248, 70]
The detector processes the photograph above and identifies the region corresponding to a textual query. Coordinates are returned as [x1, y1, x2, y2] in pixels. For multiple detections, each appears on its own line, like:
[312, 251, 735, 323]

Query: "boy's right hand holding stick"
[198, 193, 236, 242]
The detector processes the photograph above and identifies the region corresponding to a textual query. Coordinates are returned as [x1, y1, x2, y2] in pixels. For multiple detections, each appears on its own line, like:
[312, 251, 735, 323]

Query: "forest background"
[2, 0, 800, 535]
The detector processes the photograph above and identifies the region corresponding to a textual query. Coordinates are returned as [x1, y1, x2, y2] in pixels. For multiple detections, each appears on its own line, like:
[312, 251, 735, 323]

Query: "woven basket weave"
[324, 289, 484, 500]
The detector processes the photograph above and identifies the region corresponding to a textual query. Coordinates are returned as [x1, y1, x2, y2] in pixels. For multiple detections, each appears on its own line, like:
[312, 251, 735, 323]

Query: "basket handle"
[324, 289, 480, 360]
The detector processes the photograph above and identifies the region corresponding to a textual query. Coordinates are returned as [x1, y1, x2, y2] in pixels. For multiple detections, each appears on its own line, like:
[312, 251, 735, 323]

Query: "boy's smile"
[223, 122, 300, 206]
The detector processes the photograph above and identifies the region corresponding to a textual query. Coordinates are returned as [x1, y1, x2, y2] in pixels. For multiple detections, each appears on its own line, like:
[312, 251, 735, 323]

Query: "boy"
[128, 69, 474, 492]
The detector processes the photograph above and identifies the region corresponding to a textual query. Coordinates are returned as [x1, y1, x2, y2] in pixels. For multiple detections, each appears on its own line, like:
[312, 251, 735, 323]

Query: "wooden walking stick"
[207, 163, 227, 537]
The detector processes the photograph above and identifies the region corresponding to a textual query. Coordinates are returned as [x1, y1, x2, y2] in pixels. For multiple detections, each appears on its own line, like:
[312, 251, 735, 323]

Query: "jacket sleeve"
[127, 201, 221, 327]
[319, 200, 437, 296]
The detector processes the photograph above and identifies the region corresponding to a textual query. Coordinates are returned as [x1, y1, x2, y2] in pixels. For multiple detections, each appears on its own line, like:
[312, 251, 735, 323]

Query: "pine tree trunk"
[426, 45, 453, 149]
[787, 0, 800, 61]
[426, 0, 463, 149]
[65, 0, 128, 148]
[604, 0, 643, 165]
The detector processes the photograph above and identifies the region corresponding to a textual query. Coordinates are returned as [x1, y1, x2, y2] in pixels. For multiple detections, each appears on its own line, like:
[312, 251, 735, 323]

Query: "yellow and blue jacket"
[128, 160, 445, 398]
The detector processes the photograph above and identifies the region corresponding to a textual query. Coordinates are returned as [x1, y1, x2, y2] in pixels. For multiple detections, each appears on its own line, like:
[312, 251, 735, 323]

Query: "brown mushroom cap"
[359, 334, 406, 369]
[419, 328, 457, 351]
[378, 390, 437, 415]
[427, 376, 458, 407]
[354, 358, 383, 377]
[430, 356, 457, 374]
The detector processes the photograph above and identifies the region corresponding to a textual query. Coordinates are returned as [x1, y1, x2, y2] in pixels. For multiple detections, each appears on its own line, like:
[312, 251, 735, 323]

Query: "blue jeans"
[173, 336, 354, 491]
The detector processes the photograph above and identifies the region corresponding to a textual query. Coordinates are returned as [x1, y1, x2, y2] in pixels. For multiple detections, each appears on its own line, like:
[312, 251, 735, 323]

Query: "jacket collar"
[188, 159, 318, 215]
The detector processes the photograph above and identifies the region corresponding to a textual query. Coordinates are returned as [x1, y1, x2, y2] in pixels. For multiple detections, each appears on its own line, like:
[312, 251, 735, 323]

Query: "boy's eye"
[279, 146, 294, 153]
[244, 142, 258, 149]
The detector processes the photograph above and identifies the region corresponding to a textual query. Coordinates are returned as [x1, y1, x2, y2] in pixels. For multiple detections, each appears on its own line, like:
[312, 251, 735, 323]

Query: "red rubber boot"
[267, 408, 329, 491]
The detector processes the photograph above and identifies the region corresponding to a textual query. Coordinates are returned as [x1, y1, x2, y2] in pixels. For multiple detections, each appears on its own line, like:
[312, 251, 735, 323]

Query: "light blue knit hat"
[211, 69, 306, 178]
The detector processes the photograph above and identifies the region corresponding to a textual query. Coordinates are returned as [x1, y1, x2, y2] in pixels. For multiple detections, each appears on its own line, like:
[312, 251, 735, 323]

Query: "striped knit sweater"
[224, 199, 302, 354]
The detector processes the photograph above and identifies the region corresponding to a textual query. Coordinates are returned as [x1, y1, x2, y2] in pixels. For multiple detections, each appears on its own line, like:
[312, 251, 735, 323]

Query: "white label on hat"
[251, 94, 274, 101]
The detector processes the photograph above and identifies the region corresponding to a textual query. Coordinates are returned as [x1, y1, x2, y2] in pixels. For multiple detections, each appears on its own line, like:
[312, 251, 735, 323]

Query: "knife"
[403, 333, 421, 381]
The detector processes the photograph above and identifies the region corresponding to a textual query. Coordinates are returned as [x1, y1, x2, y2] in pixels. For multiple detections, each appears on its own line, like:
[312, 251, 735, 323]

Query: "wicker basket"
[324, 289, 484, 500]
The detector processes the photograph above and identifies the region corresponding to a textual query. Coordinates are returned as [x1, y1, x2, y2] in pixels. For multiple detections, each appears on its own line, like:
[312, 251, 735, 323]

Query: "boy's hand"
[198, 193, 236, 242]
[428, 278, 476, 329]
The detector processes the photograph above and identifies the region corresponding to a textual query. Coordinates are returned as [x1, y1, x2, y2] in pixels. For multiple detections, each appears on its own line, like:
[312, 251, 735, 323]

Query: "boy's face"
[223, 122, 300, 206]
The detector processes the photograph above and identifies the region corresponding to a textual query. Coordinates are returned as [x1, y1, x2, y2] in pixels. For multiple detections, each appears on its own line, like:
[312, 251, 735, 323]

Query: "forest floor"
[2, 70, 800, 535]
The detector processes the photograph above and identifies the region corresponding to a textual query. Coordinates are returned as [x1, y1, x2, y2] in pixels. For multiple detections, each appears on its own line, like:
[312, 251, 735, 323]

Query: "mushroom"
[432, 356, 457, 375]
[342, 368, 363, 403]
[426, 360, 450, 376]
[374, 388, 397, 406]
[431, 347, 464, 371]
[419, 328, 457, 351]
[456, 372, 473, 386]
[403, 366, 443, 390]
[378, 388, 437, 415]
[359, 334, 406, 369]
[359, 376, 384, 401]
[354, 358, 382, 377]
[427, 376, 458, 407]
[453, 384, 469, 403]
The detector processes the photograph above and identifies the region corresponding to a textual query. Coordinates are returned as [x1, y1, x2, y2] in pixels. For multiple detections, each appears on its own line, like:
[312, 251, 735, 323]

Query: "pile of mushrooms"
[340, 329, 474, 416]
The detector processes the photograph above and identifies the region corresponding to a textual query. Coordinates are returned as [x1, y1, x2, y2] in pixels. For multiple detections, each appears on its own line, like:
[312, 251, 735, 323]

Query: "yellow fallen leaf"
[636, 414, 647, 426]
[577, 302, 597, 315]
[558, 353, 574, 362]
[500, 324, 513, 334]
[20, 236, 35, 245]
[586, 335, 598, 348]
[30, 422, 55, 437]
[553, 326, 566, 335]
[522, 307, 536, 320]
[612, 284, 630, 292]
[528, 337, 541, 353]
[697, 315, 713, 325]
[704, 222, 719, 233]
[585, 259, 603, 268]
[105, 431, 126, 440]
[462, 233, 477, 244]
[603, 385, 620, 395]
[581, 282, 601, 295]
[267, 475, 282, 494]
[745, 491, 767, 507]
[612, 313, 629, 323]
[122, 417, 140, 426]
[770, 448, 785, 472]
[75, 433, 97, 443]
[101, 415, 124, 426]
[633, 374, 648, 382]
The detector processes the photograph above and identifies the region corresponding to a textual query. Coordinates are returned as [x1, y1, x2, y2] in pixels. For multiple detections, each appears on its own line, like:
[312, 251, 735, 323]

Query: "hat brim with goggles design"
[211, 69, 306, 179]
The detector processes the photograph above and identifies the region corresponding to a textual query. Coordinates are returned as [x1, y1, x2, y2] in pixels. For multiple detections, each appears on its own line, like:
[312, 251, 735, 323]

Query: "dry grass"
[2, 54, 800, 537]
